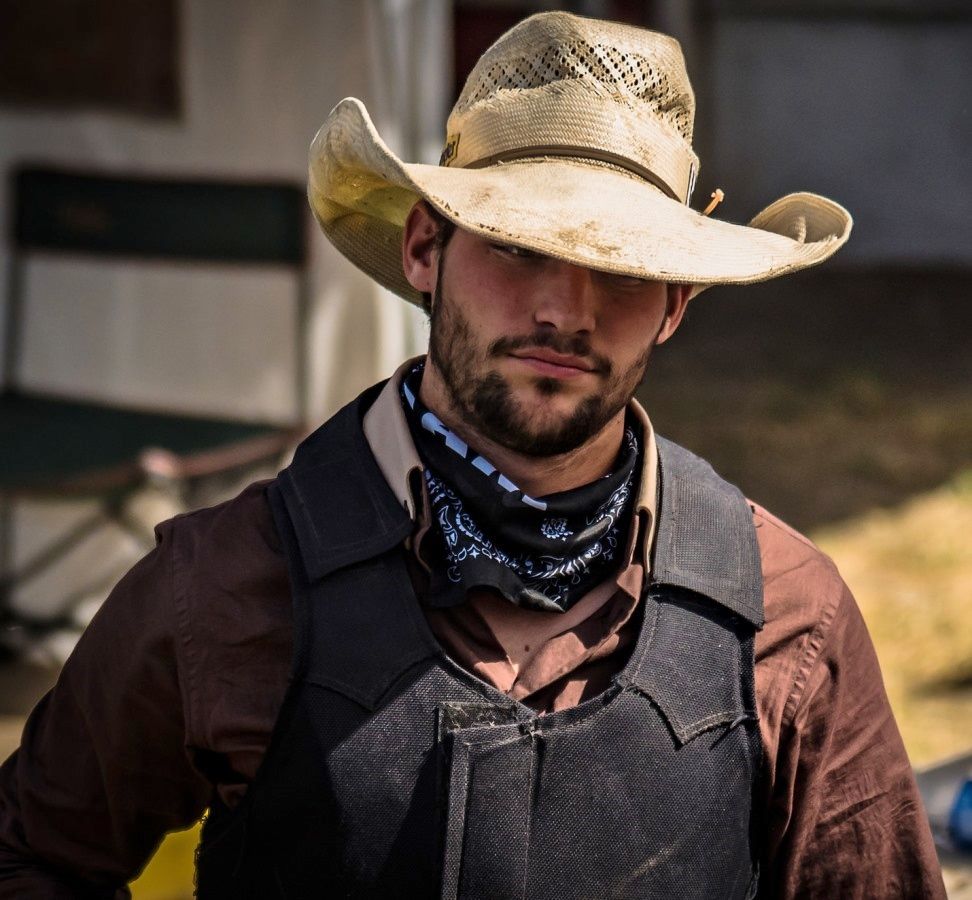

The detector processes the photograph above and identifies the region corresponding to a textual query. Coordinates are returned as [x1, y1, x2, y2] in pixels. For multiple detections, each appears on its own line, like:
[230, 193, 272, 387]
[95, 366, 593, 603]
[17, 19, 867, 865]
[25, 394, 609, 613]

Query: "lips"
[510, 349, 597, 378]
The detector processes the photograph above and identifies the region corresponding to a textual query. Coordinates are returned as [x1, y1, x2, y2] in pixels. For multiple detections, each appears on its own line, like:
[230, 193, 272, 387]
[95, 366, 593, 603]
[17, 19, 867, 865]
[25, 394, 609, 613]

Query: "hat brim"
[309, 98, 852, 306]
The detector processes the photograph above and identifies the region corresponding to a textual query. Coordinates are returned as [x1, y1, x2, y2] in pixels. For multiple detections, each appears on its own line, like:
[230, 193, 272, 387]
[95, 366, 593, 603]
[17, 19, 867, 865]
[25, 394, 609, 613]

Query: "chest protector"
[195, 384, 765, 899]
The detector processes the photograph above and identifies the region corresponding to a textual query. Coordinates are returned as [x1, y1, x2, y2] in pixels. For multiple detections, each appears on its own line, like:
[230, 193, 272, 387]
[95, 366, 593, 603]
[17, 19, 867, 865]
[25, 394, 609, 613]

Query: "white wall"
[0, 0, 447, 422]
[0, 0, 449, 626]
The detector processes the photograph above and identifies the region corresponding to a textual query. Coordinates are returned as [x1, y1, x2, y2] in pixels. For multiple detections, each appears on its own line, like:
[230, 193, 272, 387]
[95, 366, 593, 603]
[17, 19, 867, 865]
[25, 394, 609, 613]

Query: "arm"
[0, 524, 211, 896]
[761, 583, 946, 899]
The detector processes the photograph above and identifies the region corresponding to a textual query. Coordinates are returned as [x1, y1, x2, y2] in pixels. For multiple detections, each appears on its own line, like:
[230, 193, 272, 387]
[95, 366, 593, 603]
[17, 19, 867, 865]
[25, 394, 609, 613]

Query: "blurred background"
[0, 0, 969, 896]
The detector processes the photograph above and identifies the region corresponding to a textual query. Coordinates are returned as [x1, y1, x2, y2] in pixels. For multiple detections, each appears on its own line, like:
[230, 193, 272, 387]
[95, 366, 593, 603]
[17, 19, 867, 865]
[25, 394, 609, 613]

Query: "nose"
[531, 261, 597, 335]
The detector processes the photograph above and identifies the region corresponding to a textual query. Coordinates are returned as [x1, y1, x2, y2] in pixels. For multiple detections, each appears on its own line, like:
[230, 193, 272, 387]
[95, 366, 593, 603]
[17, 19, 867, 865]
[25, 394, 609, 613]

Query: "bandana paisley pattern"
[401, 363, 639, 613]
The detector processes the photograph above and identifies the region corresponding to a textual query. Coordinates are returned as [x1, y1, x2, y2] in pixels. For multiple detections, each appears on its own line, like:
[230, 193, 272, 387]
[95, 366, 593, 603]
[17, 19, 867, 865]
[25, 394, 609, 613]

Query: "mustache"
[487, 331, 612, 374]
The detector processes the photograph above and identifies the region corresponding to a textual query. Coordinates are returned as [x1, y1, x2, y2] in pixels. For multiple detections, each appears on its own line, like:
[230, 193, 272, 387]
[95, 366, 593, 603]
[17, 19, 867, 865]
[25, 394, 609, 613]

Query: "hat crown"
[442, 12, 699, 203]
[453, 12, 695, 144]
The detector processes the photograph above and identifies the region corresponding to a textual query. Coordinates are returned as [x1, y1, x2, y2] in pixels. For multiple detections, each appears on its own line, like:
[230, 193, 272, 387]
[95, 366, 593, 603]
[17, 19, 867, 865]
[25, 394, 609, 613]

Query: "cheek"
[453, 272, 534, 335]
[600, 307, 664, 362]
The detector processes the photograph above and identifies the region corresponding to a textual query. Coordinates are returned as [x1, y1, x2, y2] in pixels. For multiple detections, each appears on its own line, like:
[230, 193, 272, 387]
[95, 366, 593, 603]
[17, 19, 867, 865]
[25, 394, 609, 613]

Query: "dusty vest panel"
[195, 388, 764, 899]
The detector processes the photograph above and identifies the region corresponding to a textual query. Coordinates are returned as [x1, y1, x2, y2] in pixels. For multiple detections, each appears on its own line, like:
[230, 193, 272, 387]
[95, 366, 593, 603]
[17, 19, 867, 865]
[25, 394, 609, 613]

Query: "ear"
[656, 283, 692, 345]
[402, 201, 440, 293]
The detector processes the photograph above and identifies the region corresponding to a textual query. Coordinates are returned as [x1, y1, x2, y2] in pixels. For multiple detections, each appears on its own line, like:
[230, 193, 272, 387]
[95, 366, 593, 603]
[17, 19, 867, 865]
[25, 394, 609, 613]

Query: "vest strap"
[653, 436, 764, 628]
[273, 382, 413, 584]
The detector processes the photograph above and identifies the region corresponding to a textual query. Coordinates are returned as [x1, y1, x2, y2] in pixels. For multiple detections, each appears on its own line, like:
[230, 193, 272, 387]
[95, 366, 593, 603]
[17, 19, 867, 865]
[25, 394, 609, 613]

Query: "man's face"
[407, 209, 688, 457]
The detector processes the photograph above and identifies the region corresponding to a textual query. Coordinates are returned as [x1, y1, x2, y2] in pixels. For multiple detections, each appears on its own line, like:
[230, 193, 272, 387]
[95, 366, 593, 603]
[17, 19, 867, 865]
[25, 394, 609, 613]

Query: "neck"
[418, 363, 626, 497]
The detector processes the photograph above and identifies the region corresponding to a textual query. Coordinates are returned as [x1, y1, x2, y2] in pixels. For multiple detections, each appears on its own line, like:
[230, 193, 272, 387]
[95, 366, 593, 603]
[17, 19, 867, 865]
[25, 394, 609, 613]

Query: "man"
[0, 11, 946, 899]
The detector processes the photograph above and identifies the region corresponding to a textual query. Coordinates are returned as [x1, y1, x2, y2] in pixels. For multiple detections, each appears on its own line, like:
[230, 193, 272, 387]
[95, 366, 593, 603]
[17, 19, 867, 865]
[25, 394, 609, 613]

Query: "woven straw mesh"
[455, 39, 693, 143]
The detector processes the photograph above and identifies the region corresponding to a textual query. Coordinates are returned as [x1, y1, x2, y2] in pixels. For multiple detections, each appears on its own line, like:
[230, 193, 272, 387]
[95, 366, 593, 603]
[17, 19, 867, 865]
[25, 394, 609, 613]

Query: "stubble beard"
[427, 276, 657, 458]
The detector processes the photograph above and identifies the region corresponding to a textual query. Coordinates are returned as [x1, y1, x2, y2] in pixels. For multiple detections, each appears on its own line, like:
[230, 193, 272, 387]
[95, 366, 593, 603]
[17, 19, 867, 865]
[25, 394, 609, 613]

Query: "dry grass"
[813, 471, 972, 766]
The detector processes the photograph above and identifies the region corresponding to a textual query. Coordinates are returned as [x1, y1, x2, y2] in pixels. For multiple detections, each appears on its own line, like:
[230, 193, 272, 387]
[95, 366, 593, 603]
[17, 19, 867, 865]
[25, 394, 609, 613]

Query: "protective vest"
[195, 383, 765, 899]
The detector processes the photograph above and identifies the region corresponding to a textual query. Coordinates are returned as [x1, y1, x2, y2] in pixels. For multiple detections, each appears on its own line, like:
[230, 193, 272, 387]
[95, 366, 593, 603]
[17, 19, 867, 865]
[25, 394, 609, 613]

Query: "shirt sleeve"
[0, 521, 211, 896]
[760, 582, 946, 899]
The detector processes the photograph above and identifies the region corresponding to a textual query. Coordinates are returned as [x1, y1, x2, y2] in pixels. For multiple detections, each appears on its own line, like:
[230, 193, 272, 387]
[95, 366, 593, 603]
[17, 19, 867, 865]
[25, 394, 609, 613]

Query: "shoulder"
[750, 500, 845, 603]
[155, 476, 290, 630]
[154, 480, 293, 743]
[748, 500, 860, 738]
[157, 478, 281, 564]
[657, 437, 847, 625]
[78, 481, 284, 654]
[749, 499, 848, 657]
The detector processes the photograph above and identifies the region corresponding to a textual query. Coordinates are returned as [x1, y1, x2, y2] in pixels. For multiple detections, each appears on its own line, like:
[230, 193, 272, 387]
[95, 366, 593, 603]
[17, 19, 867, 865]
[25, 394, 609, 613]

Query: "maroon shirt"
[0, 380, 946, 898]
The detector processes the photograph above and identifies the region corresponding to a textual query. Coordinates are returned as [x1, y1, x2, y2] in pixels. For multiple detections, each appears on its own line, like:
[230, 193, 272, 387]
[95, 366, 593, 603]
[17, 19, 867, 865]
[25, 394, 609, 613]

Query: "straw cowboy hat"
[308, 11, 852, 306]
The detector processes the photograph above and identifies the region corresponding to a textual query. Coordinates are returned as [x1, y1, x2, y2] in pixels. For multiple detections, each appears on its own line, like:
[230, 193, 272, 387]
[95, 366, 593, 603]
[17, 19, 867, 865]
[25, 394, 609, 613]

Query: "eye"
[490, 242, 541, 260]
[600, 270, 650, 290]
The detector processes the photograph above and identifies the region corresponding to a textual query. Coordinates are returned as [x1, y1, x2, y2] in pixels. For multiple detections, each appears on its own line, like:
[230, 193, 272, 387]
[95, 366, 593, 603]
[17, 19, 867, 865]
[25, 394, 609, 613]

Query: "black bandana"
[401, 363, 639, 613]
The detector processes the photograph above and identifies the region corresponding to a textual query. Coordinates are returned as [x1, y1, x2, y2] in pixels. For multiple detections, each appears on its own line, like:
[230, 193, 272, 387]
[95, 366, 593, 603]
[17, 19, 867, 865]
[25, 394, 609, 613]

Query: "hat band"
[443, 84, 698, 204]
[462, 145, 686, 204]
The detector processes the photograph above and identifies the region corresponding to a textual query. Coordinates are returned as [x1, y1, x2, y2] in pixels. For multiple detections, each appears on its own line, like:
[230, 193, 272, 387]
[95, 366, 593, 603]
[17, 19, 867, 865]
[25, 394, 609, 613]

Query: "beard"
[427, 276, 658, 457]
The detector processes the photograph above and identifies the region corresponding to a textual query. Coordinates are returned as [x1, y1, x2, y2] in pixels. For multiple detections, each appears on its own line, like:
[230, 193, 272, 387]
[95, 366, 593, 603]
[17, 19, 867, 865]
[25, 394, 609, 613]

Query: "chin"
[533, 376, 565, 397]
[463, 368, 620, 457]
[507, 397, 604, 452]
[513, 383, 588, 417]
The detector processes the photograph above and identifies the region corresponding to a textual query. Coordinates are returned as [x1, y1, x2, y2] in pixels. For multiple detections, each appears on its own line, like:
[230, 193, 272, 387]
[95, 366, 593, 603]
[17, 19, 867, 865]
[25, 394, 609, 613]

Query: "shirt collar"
[362, 356, 659, 569]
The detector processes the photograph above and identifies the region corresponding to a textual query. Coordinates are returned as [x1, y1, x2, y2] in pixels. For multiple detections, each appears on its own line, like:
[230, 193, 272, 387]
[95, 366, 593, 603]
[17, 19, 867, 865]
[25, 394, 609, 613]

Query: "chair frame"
[1, 165, 312, 636]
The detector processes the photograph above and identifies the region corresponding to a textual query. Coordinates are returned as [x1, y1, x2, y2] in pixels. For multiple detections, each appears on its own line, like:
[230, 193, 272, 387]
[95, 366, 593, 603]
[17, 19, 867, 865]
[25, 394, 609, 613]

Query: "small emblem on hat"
[439, 133, 460, 167]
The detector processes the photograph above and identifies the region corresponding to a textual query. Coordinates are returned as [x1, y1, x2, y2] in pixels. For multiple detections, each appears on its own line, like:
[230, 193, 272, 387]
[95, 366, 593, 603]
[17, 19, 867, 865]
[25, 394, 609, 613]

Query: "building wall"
[703, 11, 971, 266]
[0, 0, 449, 623]
[0, 0, 447, 424]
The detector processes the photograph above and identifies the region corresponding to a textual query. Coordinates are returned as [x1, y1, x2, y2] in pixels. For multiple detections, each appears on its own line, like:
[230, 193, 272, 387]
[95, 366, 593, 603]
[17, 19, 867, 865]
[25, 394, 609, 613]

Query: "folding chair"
[1, 166, 310, 637]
